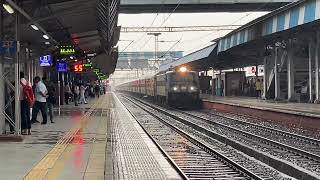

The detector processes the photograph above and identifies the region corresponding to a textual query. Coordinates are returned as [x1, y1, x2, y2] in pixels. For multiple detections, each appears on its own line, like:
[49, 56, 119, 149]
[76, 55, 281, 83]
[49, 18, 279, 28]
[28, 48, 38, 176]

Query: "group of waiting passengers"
[5, 72, 104, 135]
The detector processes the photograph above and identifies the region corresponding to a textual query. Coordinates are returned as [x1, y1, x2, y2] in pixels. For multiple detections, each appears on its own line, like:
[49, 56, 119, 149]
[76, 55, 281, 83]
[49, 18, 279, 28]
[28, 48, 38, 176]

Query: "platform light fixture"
[31, 24, 39, 31]
[45, 41, 50, 45]
[42, 34, 49, 40]
[3, 4, 14, 14]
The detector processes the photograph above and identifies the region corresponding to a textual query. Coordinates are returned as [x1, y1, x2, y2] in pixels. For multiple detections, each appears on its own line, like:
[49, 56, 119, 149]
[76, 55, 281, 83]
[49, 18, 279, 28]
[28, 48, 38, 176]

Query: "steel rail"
[123, 95, 263, 180]
[179, 110, 320, 146]
[126, 95, 320, 180]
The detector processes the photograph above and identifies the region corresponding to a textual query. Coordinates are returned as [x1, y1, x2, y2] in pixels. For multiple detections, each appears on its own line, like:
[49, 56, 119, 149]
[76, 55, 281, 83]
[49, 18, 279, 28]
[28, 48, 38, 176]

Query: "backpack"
[22, 83, 35, 107]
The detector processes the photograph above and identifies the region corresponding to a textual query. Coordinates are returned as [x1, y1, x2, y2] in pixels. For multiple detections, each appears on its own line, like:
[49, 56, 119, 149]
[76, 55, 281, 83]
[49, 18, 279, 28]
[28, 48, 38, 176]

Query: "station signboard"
[93, 68, 100, 73]
[0, 41, 17, 55]
[98, 75, 107, 80]
[83, 63, 92, 68]
[60, 45, 75, 55]
[40, 55, 52, 67]
[57, 62, 67, 72]
[74, 64, 84, 72]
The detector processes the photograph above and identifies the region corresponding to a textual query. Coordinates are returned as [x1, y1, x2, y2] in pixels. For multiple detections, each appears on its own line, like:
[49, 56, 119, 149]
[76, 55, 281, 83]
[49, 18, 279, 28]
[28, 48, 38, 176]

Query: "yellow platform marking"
[83, 108, 109, 180]
[83, 94, 111, 180]
[24, 97, 104, 180]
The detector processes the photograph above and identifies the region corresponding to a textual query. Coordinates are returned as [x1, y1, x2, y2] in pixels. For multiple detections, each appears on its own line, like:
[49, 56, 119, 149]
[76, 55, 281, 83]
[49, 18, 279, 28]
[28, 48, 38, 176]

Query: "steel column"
[34, 58, 37, 77]
[14, 11, 20, 135]
[61, 72, 65, 107]
[0, 0, 5, 134]
[58, 72, 61, 116]
[263, 57, 267, 99]
[274, 48, 280, 100]
[27, 49, 31, 82]
[287, 45, 295, 101]
[309, 41, 314, 103]
[217, 70, 222, 96]
[315, 34, 320, 103]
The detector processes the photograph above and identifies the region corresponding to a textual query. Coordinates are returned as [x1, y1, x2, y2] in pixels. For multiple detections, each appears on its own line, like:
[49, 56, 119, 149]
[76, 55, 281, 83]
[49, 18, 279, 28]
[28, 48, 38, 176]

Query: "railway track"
[124, 95, 320, 180]
[179, 110, 320, 155]
[120, 95, 287, 180]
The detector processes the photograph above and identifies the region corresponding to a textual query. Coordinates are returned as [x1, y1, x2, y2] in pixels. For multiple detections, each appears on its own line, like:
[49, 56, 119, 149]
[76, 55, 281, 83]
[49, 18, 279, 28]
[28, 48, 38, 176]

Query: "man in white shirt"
[31, 76, 48, 124]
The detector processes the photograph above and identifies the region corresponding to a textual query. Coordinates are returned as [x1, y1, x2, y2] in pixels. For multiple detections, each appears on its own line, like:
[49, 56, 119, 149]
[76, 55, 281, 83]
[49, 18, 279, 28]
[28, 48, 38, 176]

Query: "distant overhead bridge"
[120, 0, 293, 13]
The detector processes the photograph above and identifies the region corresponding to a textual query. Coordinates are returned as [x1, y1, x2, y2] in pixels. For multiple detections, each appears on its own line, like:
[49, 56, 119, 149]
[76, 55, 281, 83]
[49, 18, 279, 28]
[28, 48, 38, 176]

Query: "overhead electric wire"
[158, 37, 182, 58]
[119, 40, 134, 54]
[183, 0, 274, 55]
[159, 0, 182, 27]
[132, 13, 160, 47]
[139, 0, 183, 50]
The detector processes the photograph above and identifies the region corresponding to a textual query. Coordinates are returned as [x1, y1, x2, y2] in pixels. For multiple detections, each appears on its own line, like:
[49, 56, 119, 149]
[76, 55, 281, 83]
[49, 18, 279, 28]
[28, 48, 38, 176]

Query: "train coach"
[117, 66, 201, 108]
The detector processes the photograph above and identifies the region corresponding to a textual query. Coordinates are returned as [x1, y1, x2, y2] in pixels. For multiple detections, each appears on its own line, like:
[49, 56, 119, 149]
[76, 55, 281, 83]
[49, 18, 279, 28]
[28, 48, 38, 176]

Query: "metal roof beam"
[5, 0, 59, 44]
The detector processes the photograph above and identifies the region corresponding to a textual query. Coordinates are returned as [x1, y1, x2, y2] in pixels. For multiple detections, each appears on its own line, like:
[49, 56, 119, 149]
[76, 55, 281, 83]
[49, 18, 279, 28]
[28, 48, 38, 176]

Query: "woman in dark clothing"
[47, 81, 56, 123]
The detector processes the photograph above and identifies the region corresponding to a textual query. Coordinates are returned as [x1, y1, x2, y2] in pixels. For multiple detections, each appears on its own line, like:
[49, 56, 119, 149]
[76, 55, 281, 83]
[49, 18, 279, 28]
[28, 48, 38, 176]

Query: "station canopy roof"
[5, 0, 120, 76]
[159, 44, 216, 72]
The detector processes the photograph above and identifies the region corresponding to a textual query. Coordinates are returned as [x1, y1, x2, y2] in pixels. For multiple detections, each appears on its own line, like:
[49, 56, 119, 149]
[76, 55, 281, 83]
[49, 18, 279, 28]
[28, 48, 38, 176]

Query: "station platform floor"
[201, 94, 320, 118]
[0, 93, 180, 180]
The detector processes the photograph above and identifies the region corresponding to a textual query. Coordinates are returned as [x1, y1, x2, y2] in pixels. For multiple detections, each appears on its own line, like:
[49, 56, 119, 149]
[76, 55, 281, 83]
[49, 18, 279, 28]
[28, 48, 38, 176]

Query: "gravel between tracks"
[120, 95, 293, 180]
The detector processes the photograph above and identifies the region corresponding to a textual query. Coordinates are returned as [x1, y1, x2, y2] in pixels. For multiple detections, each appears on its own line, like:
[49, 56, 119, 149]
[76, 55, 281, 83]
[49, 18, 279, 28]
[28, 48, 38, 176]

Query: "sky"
[117, 12, 268, 56]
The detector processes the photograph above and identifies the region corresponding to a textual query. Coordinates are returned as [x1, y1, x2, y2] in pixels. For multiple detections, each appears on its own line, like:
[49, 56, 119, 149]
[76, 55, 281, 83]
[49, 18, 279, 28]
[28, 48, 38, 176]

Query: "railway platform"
[0, 93, 181, 180]
[201, 94, 320, 133]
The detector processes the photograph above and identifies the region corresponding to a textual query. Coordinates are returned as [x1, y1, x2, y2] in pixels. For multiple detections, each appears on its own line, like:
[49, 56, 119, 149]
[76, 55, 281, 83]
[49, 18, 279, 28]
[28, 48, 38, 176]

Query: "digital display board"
[83, 63, 92, 68]
[57, 62, 67, 72]
[74, 64, 83, 72]
[40, 55, 52, 67]
[93, 69, 99, 73]
[60, 45, 75, 55]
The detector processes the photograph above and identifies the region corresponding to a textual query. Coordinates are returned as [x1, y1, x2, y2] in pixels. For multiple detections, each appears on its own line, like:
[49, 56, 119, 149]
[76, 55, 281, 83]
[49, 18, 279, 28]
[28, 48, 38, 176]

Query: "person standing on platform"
[94, 84, 100, 98]
[20, 72, 34, 135]
[46, 80, 56, 123]
[79, 84, 87, 104]
[221, 80, 224, 96]
[90, 85, 94, 98]
[74, 84, 80, 106]
[255, 79, 262, 99]
[31, 76, 48, 125]
[64, 83, 72, 105]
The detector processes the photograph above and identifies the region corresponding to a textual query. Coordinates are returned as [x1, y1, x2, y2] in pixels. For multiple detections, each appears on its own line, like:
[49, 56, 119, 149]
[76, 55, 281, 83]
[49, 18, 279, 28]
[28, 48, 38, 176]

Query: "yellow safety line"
[23, 98, 104, 180]
[46, 96, 107, 179]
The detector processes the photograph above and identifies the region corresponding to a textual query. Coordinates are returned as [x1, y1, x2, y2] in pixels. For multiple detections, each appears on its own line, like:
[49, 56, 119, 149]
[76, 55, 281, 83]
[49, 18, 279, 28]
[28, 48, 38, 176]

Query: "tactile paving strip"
[105, 98, 169, 180]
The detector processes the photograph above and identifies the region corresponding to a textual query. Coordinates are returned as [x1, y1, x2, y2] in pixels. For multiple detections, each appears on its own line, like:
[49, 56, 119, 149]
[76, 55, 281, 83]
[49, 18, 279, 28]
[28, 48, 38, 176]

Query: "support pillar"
[0, 0, 4, 134]
[287, 44, 295, 101]
[315, 33, 320, 103]
[217, 71, 222, 96]
[14, 11, 21, 135]
[274, 48, 280, 100]
[309, 41, 314, 103]
[58, 72, 61, 116]
[263, 57, 267, 99]
[61, 72, 65, 106]
[34, 58, 37, 77]
[27, 47, 31, 82]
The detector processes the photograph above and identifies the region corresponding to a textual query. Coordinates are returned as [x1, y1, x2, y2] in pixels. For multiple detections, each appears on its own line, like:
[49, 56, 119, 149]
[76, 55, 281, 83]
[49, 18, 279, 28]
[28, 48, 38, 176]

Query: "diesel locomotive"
[117, 67, 201, 107]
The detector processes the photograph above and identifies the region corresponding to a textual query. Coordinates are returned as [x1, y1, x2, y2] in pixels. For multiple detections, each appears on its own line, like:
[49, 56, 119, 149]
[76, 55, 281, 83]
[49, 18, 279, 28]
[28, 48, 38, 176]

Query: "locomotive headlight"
[179, 66, 187, 72]
[189, 86, 197, 92]
[172, 86, 179, 92]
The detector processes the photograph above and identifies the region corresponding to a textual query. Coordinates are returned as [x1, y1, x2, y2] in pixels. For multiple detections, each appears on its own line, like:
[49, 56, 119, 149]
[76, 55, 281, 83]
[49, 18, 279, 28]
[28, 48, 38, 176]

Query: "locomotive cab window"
[170, 72, 199, 84]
